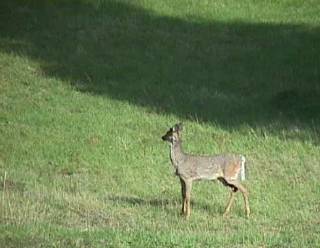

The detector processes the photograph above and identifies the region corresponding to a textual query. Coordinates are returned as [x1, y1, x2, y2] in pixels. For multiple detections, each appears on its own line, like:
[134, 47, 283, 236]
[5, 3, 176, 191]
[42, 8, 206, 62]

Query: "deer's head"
[162, 123, 183, 143]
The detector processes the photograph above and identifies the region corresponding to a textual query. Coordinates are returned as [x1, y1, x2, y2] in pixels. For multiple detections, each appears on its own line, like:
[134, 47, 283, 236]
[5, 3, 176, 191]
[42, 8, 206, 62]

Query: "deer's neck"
[170, 140, 186, 169]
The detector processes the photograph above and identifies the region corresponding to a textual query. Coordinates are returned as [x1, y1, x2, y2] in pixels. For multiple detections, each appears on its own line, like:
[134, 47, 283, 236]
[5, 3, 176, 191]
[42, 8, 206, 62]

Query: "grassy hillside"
[1, 0, 320, 247]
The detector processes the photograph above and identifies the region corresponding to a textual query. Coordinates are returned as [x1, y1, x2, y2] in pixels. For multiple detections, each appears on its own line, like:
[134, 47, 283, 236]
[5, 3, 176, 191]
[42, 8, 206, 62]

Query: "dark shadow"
[196, 201, 225, 216]
[107, 195, 225, 215]
[1, 1, 320, 136]
[107, 195, 172, 207]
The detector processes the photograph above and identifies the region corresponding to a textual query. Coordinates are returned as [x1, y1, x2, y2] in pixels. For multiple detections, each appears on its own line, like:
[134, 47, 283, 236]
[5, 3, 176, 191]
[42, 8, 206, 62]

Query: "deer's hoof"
[222, 212, 229, 218]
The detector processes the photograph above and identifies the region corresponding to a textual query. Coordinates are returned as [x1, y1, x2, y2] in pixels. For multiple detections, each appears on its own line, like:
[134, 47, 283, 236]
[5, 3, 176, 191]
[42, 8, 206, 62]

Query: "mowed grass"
[1, 0, 320, 247]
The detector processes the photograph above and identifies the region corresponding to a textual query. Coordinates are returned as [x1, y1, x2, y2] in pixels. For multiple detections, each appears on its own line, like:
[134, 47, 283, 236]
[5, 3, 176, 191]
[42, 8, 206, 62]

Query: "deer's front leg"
[180, 178, 186, 215]
[185, 180, 193, 219]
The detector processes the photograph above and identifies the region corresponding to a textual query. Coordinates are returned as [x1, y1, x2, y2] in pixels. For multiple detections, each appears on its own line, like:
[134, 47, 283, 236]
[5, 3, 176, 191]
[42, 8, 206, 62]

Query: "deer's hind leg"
[219, 177, 238, 217]
[224, 179, 250, 218]
[235, 182, 250, 217]
[223, 190, 236, 217]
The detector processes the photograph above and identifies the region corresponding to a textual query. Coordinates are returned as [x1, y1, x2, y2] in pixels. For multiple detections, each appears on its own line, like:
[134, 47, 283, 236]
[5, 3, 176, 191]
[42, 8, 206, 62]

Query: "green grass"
[1, 0, 320, 247]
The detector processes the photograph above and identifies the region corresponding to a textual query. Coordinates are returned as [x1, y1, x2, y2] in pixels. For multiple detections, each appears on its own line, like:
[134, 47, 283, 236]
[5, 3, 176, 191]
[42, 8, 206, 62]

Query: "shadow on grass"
[107, 195, 225, 215]
[107, 195, 172, 207]
[1, 1, 319, 134]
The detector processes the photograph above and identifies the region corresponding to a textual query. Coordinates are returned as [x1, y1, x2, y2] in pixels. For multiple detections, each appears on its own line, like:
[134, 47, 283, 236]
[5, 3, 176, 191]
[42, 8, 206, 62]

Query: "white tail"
[240, 155, 246, 181]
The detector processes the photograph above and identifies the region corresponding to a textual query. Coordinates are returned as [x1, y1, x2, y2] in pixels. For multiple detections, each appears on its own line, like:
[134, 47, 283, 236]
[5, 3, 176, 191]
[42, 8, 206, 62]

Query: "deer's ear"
[175, 123, 183, 131]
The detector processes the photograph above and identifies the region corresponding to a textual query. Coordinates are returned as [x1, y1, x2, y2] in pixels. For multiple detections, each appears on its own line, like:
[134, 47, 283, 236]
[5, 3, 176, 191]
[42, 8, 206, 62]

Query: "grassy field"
[1, 0, 320, 247]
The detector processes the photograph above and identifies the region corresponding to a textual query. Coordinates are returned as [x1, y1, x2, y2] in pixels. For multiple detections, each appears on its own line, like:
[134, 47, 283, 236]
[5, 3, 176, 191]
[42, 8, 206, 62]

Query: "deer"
[162, 123, 250, 219]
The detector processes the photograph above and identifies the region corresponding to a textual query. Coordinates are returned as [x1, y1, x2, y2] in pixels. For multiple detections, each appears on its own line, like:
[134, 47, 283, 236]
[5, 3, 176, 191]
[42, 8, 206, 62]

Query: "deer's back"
[177, 154, 243, 181]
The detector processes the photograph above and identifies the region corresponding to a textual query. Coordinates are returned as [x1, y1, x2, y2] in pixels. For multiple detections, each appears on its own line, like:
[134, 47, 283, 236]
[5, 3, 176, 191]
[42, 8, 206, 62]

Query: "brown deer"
[162, 123, 250, 218]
